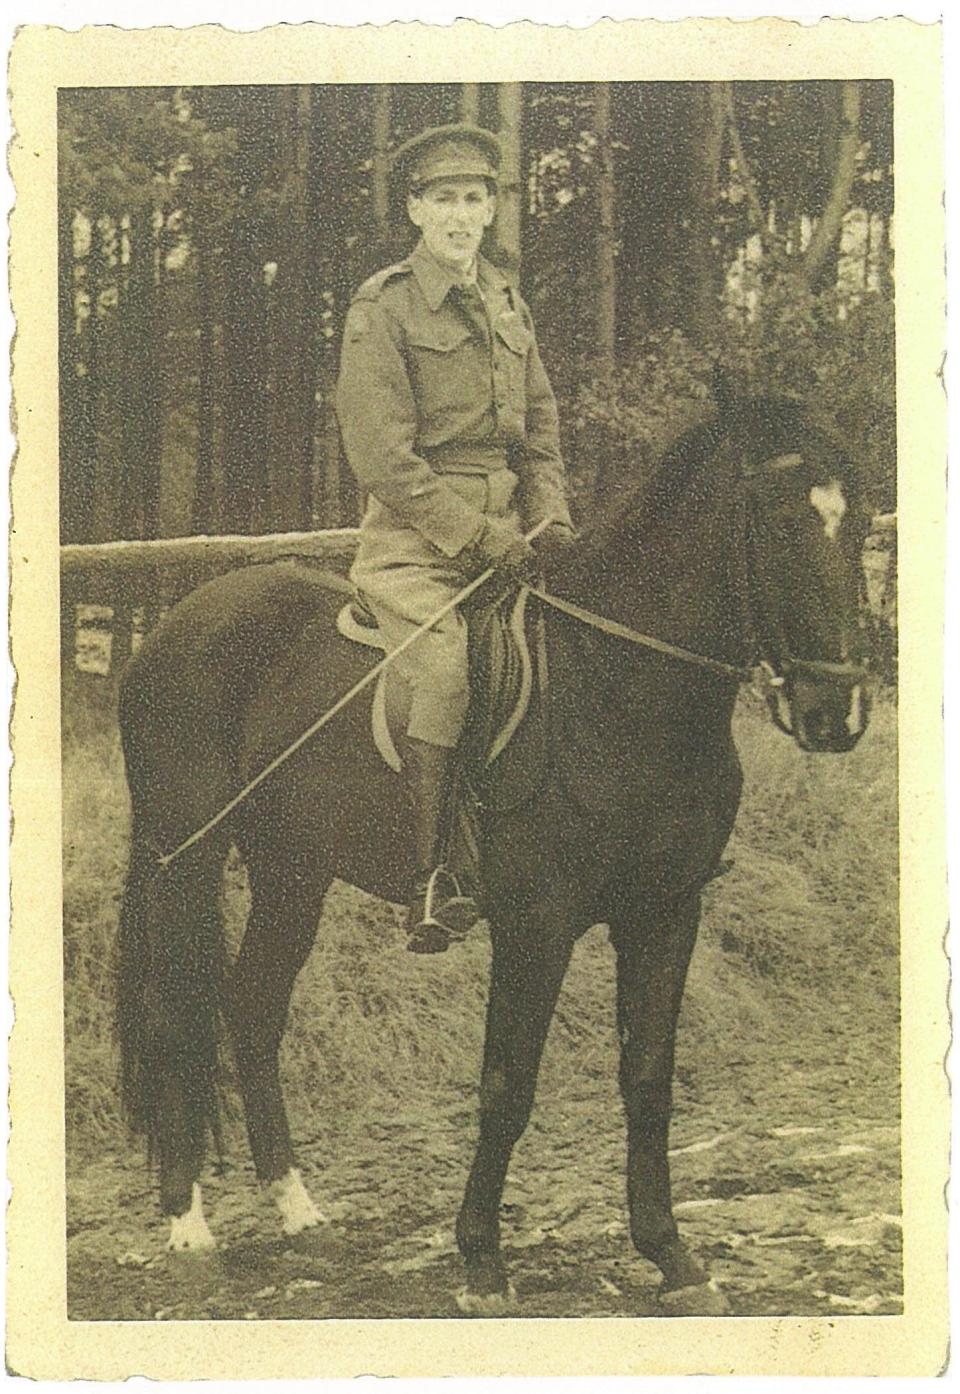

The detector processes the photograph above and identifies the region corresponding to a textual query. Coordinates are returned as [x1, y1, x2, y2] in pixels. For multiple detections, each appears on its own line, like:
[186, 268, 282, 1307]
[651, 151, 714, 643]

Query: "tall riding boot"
[402, 737, 478, 954]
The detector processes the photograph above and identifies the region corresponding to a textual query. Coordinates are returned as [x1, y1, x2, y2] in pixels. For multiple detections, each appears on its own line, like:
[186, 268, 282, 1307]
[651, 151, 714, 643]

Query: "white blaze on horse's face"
[809, 479, 847, 541]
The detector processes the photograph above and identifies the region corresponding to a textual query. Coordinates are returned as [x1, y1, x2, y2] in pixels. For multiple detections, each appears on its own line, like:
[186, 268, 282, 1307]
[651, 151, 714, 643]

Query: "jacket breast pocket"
[406, 324, 480, 430]
[493, 313, 532, 433]
[494, 312, 533, 358]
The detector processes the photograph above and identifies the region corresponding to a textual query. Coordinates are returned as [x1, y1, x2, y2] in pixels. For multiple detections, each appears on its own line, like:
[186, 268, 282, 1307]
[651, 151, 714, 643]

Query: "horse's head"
[737, 400, 871, 753]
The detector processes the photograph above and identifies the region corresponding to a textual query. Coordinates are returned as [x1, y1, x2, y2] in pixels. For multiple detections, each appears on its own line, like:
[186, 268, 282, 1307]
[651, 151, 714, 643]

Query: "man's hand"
[455, 518, 538, 583]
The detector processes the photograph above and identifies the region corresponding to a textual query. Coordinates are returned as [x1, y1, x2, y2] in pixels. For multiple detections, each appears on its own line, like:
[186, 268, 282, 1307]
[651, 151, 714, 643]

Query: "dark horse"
[116, 389, 869, 1313]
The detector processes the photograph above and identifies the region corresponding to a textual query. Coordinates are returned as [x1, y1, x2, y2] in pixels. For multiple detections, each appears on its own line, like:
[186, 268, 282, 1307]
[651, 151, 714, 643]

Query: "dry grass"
[61, 668, 899, 1160]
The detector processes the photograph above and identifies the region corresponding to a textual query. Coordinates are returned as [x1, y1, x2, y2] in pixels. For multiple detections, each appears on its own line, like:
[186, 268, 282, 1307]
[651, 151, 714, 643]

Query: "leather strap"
[527, 586, 751, 681]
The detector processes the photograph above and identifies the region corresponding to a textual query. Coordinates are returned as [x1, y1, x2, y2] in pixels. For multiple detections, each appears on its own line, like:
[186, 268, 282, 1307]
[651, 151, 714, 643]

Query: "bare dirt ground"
[66, 955, 901, 1322]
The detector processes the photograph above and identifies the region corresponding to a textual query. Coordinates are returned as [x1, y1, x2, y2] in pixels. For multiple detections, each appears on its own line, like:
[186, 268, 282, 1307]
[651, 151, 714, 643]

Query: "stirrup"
[406, 866, 479, 954]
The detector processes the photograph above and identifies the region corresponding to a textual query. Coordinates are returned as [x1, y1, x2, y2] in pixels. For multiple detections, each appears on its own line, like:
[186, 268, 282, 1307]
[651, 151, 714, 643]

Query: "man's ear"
[407, 192, 424, 229]
[483, 193, 497, 228]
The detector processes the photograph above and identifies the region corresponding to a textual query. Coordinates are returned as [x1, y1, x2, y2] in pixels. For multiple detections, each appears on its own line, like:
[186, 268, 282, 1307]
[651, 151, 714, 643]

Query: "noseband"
[741, 450, 867, 736]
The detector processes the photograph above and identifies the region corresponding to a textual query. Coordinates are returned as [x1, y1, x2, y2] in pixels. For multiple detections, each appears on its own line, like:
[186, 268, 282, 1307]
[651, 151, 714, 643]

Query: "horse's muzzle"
[786, 661, 870, 753]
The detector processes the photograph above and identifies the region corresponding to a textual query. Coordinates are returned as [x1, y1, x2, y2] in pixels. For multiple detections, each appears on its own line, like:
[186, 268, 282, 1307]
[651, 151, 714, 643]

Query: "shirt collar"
[410, 240, 509, 311]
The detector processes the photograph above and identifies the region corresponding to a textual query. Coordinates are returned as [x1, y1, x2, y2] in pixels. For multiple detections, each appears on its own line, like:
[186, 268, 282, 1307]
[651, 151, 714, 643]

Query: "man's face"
[407, 177, 496, 274]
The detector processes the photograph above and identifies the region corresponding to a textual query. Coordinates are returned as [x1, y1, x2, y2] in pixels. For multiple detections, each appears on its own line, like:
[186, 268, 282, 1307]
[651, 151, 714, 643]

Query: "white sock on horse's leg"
[166, 1182, 216, 1251]
[268, 1168, 327, 1235]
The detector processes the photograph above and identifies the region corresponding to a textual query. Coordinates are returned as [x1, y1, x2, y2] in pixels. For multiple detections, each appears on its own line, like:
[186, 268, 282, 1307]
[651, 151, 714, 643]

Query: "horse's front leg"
[612, 892, 729, 1314]
[456, 910, 576, 1313]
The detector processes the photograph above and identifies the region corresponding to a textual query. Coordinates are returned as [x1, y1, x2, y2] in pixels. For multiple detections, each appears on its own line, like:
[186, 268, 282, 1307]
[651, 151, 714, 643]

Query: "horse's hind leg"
[611, 892, 728, 1313]
[117, 833, 227, 1251]
[456, 909, 576, 1312]
[228, 843, 330, 1237]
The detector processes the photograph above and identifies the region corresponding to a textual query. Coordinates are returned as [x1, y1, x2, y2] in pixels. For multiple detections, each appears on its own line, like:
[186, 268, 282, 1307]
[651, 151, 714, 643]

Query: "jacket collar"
[410, 239, 510, 312]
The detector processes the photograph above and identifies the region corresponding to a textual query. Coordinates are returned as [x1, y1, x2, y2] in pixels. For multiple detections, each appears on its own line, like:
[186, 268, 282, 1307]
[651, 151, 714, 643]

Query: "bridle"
[739, 448, 868, 737]
[530, 446, 868, 740]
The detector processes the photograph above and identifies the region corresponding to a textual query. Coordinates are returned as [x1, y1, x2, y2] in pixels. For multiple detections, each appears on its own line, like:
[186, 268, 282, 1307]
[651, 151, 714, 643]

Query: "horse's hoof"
[165, 1228, 217, 1255]
[659, 1278, 729, 1316]
[456, 1281, 518, 1316]
[650, 1236, 708, 1289]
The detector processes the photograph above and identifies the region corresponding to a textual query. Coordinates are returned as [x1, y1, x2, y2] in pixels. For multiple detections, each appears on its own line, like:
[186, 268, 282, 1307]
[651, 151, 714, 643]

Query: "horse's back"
[128, 563, 347, 687]
[118, 563, 354, 834]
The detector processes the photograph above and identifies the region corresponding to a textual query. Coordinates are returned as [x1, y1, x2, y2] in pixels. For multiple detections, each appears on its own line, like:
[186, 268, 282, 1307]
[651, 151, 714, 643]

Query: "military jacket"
[335, 241, 572, 557]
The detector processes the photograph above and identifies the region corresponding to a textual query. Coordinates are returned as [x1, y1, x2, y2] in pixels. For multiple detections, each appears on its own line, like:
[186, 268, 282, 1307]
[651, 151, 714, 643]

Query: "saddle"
[336, 585, 548, 810]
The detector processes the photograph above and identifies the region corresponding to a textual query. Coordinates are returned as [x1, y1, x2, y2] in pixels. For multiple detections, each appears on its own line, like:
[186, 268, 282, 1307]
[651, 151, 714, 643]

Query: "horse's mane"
[577, 391, 854, 561]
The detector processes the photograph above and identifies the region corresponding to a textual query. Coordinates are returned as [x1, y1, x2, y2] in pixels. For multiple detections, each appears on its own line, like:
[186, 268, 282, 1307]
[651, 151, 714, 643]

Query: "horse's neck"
[579, 458, 748, 668]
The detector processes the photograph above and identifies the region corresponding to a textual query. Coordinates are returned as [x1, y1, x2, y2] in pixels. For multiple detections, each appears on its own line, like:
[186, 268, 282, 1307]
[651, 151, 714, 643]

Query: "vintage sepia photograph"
[7, 15, 948, 1381]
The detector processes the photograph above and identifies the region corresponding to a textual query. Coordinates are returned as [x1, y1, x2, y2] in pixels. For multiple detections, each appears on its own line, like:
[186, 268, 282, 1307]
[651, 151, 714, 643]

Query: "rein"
[527, 586, 752, 681]
[156, 570, 755, 868]
[156, 442, 866, 866]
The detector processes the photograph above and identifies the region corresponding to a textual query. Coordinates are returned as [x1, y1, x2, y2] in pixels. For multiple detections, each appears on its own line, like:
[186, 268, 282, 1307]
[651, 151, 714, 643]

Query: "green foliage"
[723, 265, 897, 512]
[561, 275, 896, 517]
[560, 329, 714, 507]
[58, 81, 896, 541]
[59, 87, 241, 224]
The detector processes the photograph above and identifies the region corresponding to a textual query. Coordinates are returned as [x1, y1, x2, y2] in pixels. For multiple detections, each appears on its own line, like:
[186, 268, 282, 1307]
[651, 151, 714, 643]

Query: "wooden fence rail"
[61, 527, 360, 676]
[61, 526, 358, 593]
[61, 516, 898, 681]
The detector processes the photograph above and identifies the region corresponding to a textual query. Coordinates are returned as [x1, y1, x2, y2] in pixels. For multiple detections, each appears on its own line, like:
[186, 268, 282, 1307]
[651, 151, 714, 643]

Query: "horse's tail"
[116, 667, 229, 1165]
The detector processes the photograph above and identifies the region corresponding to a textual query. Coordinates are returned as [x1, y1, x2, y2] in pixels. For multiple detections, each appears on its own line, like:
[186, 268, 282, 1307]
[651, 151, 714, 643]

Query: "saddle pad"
[336, 593, 535, 773]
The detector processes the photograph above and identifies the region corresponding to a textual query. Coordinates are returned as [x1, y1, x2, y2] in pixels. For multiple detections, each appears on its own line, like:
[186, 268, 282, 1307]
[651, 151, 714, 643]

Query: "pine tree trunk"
[193, 225, 216, 534]
[266, 85, 316, 532]
[317, 85, 354, 527]
[593, 83, 616, 382]
[495, 83, 523, 270]
[85, 216, 109, 542]
[117, 209, 162, 540]
[813, 83, 842, 290]
[58, 204, 92, 542]
[222, 211, 269, 535]
[142, 215, 164, 540]
[461, 84, 481, 123]
[684, 83, 726, 349]
[116, 216, 140, 540]
[371, 85, 392, 244]
[802, 81, 861, 288]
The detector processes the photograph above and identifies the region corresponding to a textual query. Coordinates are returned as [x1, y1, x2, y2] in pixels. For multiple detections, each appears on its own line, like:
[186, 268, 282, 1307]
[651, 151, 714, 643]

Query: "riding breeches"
[350, 468, 520, 749]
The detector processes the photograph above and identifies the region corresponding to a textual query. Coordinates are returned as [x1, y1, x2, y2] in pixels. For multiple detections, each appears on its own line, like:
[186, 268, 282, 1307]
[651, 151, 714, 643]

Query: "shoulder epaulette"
[353, 261, 412, 303]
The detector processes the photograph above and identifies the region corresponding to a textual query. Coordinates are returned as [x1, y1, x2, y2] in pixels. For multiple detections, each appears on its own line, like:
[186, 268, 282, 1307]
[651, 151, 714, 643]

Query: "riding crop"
[156, 517, 554, 868]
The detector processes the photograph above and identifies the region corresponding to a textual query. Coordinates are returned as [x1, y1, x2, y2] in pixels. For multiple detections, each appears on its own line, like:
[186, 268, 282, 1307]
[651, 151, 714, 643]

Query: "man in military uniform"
[336, 122, 575, 952]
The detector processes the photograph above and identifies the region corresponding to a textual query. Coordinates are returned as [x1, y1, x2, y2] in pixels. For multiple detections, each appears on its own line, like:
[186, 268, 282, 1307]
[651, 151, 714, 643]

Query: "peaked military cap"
[393, 123, 501, 192]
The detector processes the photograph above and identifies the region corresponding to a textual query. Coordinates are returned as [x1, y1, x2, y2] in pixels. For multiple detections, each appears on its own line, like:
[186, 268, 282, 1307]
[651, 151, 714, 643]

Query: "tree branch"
[800, 81, 862, 287]
[720, 83, 765, 234]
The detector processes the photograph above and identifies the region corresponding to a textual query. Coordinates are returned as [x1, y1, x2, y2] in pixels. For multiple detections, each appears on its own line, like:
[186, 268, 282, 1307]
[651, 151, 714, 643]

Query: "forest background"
[57, 80, 896, 549]
[56, 82, 909, 1323]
